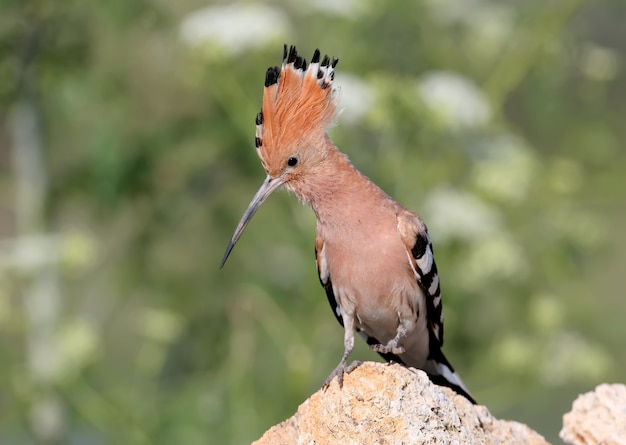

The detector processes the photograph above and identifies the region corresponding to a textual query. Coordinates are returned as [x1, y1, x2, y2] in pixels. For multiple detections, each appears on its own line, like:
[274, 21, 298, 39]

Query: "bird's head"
[221, 45, 339, 267]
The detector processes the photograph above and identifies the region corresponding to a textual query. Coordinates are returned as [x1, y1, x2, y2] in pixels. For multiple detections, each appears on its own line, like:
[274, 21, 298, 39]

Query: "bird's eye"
[287, 157, 298, 167]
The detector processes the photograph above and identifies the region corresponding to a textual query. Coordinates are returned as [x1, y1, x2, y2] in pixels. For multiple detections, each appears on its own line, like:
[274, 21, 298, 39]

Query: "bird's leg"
[322, 313, 359, 389]
[369, 322, 407, 355]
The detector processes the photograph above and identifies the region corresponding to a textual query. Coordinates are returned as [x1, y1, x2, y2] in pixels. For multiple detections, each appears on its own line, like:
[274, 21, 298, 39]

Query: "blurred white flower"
[529, 293, 564, 334]
[417, 71, 491, 130]
[471, 135, 537, 203]
[424, 0, 487, 25]
[461, 232, 528, 285]
[423, 188, 501, 243]
[580, 44, 620, 82]
[29, 397, 64, 442]
[60, 230, 97, 271]
[466, 6, 515, 60]
[492, 334, 534, 372]
[0, 234, 60, 270]
[179, 4, 290, 53]
[294, 0, 371, 17]
[541, 332, 613, 385]
[58, 319, 99, 378]
[136, 307, 183, 343]
[334, 73, 374, 124]
[425, 0, 515, 62]
[424, 189, 529, 289]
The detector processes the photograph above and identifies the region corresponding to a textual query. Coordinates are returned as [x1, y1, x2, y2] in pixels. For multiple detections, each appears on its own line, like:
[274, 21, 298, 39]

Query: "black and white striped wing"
[397, 211, 445, 351]
[315, 237, 343, 327]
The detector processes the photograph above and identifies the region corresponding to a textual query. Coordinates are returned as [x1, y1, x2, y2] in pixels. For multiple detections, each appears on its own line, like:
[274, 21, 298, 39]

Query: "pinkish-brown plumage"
[222, 45, 475, 403]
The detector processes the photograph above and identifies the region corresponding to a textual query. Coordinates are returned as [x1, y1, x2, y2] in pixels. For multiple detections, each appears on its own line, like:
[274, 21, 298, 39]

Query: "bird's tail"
[424, 354, 476, 404]
[365, 334, 476, 404]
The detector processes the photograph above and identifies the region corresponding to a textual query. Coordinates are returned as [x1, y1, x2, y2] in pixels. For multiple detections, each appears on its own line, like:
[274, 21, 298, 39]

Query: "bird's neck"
[286, 138, 390, 228]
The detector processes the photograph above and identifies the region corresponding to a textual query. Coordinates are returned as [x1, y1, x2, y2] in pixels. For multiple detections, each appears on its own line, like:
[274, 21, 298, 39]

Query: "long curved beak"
[220, 175, 284, 268]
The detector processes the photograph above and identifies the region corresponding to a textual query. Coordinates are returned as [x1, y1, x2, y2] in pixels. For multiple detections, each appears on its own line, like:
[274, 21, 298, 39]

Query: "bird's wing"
[396, 209, 476, 403]
[315, 236, 344, 327]
[396, 209, 444, 350]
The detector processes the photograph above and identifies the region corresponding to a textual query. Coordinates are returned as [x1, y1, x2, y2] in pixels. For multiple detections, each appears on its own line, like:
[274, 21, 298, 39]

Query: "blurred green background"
[1, 0, 625, 443]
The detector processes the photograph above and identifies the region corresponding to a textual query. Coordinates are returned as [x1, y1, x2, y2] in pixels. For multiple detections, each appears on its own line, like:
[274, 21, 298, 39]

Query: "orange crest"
[254, 45, 339, 176]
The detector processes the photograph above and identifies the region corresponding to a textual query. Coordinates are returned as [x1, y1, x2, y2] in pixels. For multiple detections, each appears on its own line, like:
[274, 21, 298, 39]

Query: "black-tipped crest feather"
[287, 45, 297, 64]
[294, 56, 303, 69]
[311, 49, 320, 63]
[265, 66, 279, 87]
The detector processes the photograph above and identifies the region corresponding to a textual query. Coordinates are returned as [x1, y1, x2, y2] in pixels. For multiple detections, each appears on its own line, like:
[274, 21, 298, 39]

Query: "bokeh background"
[1, 0, 625, 443]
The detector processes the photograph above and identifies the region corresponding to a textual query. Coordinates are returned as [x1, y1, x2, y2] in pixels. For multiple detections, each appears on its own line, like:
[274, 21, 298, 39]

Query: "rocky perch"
[253, 362, 626, 444]
[560, 383, 626, 445]
[253, 362, 549, 444]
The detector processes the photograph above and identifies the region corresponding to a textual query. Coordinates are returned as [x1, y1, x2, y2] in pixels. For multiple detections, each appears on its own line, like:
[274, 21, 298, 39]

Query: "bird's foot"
[322, 360, 362, 390]
[370, 342, 405, 355]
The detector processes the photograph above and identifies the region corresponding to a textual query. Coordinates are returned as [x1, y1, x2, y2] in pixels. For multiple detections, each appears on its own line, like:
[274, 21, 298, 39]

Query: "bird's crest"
[255, 45, 339, 174]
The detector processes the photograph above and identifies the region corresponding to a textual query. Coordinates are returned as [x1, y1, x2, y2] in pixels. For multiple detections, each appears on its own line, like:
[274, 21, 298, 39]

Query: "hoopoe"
[221, 45, 475, 403]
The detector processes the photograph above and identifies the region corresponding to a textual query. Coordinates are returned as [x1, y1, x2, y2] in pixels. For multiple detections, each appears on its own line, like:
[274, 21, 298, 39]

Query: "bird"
[221, 44, 475, 404]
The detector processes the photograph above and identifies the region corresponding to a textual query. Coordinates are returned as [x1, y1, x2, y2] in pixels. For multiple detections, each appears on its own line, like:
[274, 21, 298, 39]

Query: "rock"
[253, 361, 549, 445]
[560, 383, 626, 445]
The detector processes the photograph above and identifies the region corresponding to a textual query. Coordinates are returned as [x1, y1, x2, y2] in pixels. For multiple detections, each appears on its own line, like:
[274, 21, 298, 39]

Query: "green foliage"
[1, 0, 625, 443]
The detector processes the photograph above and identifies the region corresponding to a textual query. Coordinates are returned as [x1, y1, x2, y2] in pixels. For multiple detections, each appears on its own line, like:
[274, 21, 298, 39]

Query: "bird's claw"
[370, 343, 405, 355]
[322, 360, 362, 390]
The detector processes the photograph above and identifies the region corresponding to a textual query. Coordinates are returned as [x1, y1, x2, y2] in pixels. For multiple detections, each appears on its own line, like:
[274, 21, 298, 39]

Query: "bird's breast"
[321, 217, 422, 342]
